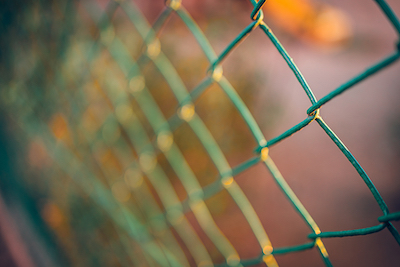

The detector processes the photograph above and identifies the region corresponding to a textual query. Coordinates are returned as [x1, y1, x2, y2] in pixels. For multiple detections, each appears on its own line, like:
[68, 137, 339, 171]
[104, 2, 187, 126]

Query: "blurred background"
[0, 0, 399, 266]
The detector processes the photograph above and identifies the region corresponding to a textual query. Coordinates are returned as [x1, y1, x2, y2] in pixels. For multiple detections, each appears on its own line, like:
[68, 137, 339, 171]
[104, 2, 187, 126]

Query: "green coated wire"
[375, 0, 400, 35]
[315, 117, 389, 214]
[89, 0, 400, 266]
[208, 20, 259, 72]
[176, 7, 268, 146]
[64, 0, 400, 265]
[379, 211, 400, 222]
[216, 77, 266, 145]
[259, 22, 318, 104]
[82, 4, 214, 265]
[255, 113, 317, 153]
[315, 117, 400, 245]
[27, 3, 169, 265]
[102, 3, 242, 264]
[263, 157, 332, 267]
[214, 242, 316, 267]
[25, 116, 181, 267]
[308, 224, 386, 239]
[4, 0, 400, 266]
[175, 7, 218, 63]
[178, 155, 260, 209]
[307, 52, 400, 115]
[125, 2, 281, 265]
[250, 0, 267, 20]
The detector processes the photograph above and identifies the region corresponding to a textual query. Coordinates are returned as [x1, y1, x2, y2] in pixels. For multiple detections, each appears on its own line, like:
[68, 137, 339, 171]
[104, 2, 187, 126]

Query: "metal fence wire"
[1, 0, 400, 266]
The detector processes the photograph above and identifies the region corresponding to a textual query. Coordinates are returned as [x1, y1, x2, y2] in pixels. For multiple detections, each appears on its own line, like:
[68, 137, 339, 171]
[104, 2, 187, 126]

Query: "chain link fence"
[0, 0, 399, 266]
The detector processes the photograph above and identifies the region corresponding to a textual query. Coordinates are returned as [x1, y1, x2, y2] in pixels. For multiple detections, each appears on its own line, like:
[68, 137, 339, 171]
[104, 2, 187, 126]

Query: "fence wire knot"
[178, 103, 195, 121]
[209, 65, 223, 82]
[146, 39, 161, 59]
[165, 0, 181, 10]
[251, 0, 267, 21]
[309, 108, 321, 120]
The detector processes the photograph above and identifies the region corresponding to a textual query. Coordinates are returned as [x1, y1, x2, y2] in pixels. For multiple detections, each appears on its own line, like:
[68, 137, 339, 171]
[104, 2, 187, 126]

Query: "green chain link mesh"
[0, 0, 399, 266]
